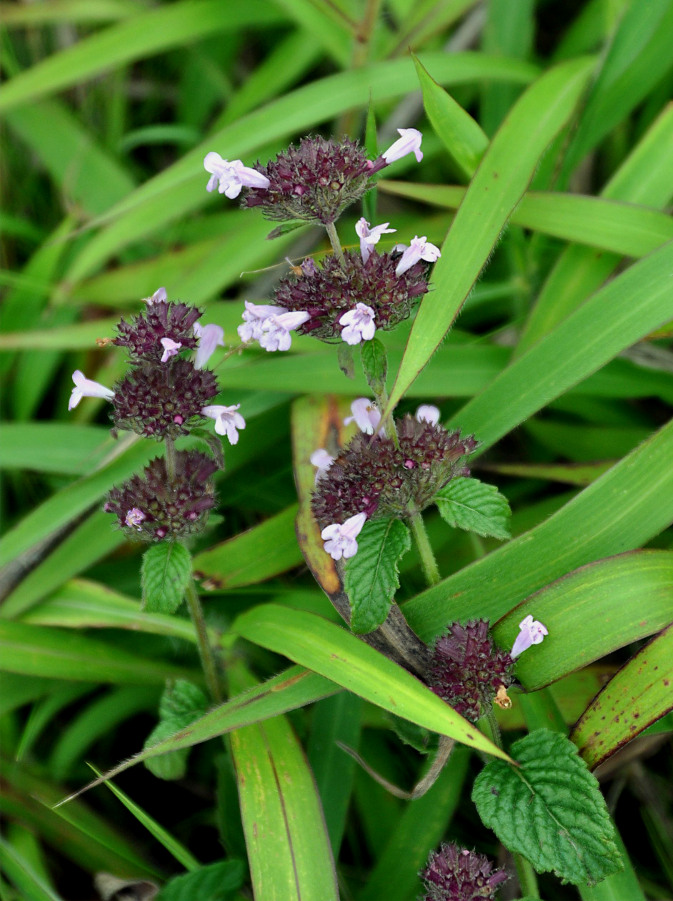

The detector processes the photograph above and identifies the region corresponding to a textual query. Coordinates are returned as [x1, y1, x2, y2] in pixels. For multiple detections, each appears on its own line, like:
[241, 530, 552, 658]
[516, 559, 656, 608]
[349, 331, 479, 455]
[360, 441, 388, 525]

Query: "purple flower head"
[312, 414, 476, 527]
[68, 370, 114, 411]
[339, 302, 376, 345]
[395, 236, 441, 276]
[511, 614, 548, 659]
[204, 152, 270, 198]
[321, 512, 367, 561]
[114, 299, 201, 363]
[241, 135, 372, 225]
[105, 451, 218, 542]
[202, 404, 246, 445]
[428, 620, 514, 723]
[382, 128, 423, 165]
[193, 322, 225, 369]
[355, 217, 396, 264]
[111, 359, 218, 440]
[421, 842, 508, 901]
[273, 248, 429, 343]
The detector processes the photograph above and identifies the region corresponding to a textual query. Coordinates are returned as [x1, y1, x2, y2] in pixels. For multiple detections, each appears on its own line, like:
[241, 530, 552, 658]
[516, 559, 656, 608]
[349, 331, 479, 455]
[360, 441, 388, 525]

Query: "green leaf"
[156, 860, 245, 901]
[343, 519, 411, 634]
[361, 338, 388, 396]
[144, 680, 208, 781]
[141, 542, 191, 615]
[265, 220, 308, 240]
[385, 56, 593, 414]
[472, 730, 621, 884]
[435, 477, 511, 539]
[571, 623, 673, 770]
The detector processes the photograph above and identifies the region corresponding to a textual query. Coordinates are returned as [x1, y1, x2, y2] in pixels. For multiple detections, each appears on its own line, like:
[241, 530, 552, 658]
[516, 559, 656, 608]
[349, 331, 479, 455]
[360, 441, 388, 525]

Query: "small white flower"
[68, 370, 114, 411]
[238, 301, 286, 343]
[125, 508, 146, 530]
[416, 404, 440, 425]
[258, 311, 310, 352]
[381, 127, 423, 164]
[395, 236, 441, 276]
[145, 286, 167, 305]
[355, 217, 396, 263]
[344, 398, 382, 435]
[339, 303, 376, 345]
[321, 512, 367, 561]
[193, 322, 225, 369]
[202, 404, 246, 445]
[204, 152, 270, 198]
[160, 337, 182, 363]
[510, 614, 548, 659]
[310, 448, 335, 483]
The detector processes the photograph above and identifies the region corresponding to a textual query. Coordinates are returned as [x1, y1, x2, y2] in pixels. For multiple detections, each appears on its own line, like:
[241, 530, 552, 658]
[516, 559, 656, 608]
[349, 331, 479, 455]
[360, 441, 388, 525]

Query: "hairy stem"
[185, 578, 222, 703]
[164, 436, 178, 484]
[325, 221, 346, 267]
[409, 512, 440, 587]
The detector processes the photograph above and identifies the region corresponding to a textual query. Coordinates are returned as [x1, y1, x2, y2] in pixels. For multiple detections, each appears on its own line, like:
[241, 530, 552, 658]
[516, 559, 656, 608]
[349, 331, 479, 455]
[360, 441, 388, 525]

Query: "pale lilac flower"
[238, 301, 285, 343]
[68, 370, 114, 411]
[355, 217, 396, 263]
[160, 337, 182, 363]
[258, 311, 310, 352]
[511, 615, 548, 659]
[202, 404, 246, 445]
[382, 128, 423, 164]
[145, 286, 167, 305]
[344, 398, 382, 435]
[124, 508, 146, 530]
[339, 303, 376, 345]
[321, 512, 367, 560]
[310, 448, 335, 483]
[193, 322, 225, 369]
[395, 236, 441, 276]
[416, 404, 440, 425]
[204, 152, 270, 198]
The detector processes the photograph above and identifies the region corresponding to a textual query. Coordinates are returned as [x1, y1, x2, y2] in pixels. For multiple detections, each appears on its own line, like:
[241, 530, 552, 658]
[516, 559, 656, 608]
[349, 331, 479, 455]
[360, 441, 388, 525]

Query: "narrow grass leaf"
[156, 861, 245, 901]
[571, 624, 673, 770]
[0, 838, 64, 901]
[385, 57, 593, 414]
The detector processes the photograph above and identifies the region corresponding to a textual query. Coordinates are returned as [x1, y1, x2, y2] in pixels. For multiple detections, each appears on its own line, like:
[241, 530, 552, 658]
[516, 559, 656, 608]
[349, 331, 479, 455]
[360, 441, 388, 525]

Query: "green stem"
[409, 512, 440, 587]
[185, 578, 222, 703]
[325, 221, 346, 268]
[164, 436, 178, 484]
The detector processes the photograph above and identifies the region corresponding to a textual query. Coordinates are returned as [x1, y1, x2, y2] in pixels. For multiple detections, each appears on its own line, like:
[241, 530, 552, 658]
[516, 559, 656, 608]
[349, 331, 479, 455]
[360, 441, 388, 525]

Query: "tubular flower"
[241, 135, 373, 224]
[160, 337, 182, 363]
[428, 620, 514, 723]
[310, 448, 335, 483]
[272, 248, 429, 343]
[145, 286, 167, 305]
[339, 303, 376, 345]
[511, 614, 548, 659]
[344, 398, 382, 435]
[381, 127, 423, 164]
[114, 299, 201, 363]
[105, 451, 218, 542]
[258, 310, 310, 352]
[395, 236, 442, 276]
[312, 414, 477, 527]
[68, 370, 115, 411]
[321, 512, 367, 561]
[193, 322, 225, 369]
[238, 301, 287, 344]
[202, 404, 246, 445]
[355, 217, 396, 263]
[416, 404, 441, 425]
[421, 842, 508, 901]
[204, 152, 270, 198]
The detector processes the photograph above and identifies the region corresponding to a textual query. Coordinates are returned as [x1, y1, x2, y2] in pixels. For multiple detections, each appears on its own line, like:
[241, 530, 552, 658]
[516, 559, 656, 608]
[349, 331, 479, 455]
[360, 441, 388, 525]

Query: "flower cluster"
[420, 842, 508, 901]
[69, 287, 245, 542]
[312, 400, 476, 560]
[204, 129, 423, 225]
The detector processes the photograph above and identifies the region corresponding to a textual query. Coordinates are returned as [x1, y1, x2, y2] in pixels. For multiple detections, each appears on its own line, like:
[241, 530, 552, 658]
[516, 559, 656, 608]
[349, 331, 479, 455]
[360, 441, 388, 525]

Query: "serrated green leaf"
[344, 519, 411, 634]
[472, 730, 621, 884]
[361, 339, 388, 395]
[265, 220, 308, 240]
[141, 542, 191, 615]
[435, 477, 511, 539]
[144, 680, 208, 781]
[155, 860, 245, 901]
